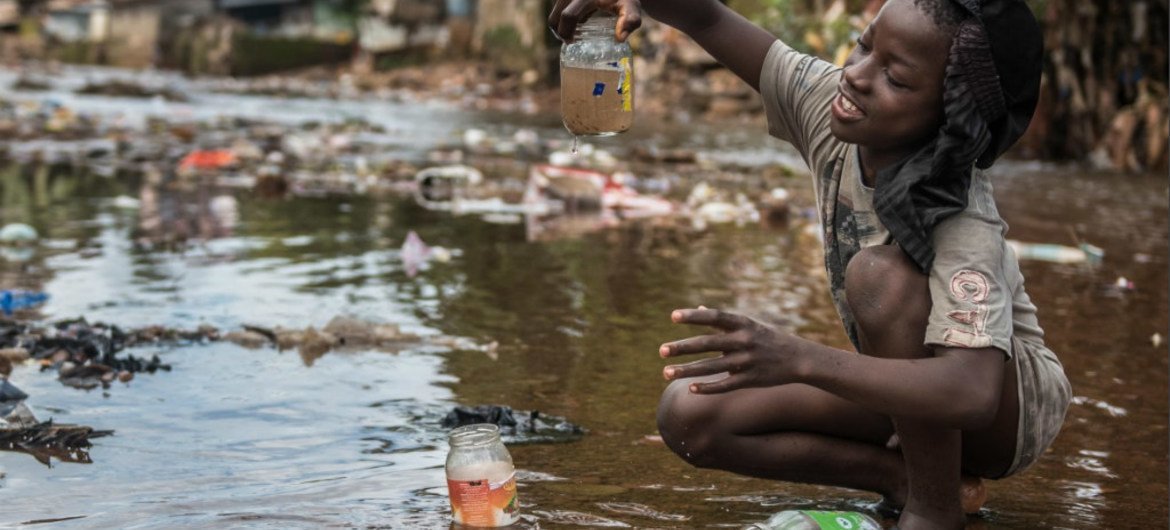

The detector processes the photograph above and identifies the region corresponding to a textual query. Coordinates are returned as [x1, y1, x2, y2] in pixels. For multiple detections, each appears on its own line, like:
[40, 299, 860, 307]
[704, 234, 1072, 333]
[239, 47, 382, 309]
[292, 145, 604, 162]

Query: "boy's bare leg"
[658, 378, 907, 500]
[656, 245, 1019, 527]
[845, 245, 963, 529]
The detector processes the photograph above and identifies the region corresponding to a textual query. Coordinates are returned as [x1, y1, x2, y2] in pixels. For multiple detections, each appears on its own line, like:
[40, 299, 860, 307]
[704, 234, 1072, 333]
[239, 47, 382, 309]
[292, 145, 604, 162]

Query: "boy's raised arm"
[672, 2, 778, 91]
[549, 0, 777, 92]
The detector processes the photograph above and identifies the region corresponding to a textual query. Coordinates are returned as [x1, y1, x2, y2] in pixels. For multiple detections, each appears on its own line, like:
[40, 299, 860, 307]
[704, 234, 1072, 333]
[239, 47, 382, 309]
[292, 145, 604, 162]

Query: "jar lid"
[448, 423, 502, 447]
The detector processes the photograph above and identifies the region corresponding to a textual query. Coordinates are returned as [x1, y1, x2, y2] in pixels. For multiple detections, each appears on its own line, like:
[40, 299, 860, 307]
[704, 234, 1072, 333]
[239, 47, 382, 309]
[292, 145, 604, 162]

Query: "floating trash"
[415, 165, 483, 208]
[1008, 240, 1105, 264]
[744, 510, 880, 530]
[441, 405, 586, 445]
[0, 223, 38, 245]
[0, 379, 29, 406]
[401, 230, 432, 278]
[0, 290, 48, 315]
[1, 379, 113, 464]
[178, 149, 238, 172]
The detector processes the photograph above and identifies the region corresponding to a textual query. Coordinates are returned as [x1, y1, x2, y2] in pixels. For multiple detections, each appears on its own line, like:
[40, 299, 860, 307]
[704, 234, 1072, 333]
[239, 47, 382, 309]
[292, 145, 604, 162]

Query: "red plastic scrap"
[178, 150, 238, 171]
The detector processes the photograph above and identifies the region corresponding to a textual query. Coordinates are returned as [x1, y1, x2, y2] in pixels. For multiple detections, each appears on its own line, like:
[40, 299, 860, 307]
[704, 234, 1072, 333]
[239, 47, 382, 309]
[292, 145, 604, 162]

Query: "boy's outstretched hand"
[548, 0, 643, 42]
[660, 307, 809, 394]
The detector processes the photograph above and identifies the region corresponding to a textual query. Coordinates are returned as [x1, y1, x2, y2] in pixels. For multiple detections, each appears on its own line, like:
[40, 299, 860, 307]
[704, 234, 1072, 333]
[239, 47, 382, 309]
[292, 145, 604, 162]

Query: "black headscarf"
[872, 0, 1043, 272]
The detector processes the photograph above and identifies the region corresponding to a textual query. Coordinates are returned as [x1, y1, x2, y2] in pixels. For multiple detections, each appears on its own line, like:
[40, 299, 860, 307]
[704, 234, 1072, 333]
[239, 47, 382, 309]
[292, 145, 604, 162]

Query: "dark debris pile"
[0, 319, 219, 460]
[0, 418, 114, 465]
[1, 379, 112, 463]
[441, 404, 587, 445]
[0, 318, 220, 390]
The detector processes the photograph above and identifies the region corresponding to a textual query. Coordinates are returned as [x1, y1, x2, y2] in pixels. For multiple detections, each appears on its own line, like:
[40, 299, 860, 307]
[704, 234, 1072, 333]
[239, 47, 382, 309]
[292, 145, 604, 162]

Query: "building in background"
[42, 0, 108, 43]
[4, 0, 554, 77]
[357, 0, 448, 68]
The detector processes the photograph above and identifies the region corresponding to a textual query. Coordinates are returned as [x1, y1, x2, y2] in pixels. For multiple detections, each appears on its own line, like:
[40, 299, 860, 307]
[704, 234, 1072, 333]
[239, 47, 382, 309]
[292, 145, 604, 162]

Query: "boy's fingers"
[663, 352, 749, 380]
[551, 0, 641, 42]
[556, 0, 597, 42]
[662, 357, 727, 381]
[689, 374, 747, 394]
[616, 3, 643, 41]
[671, 307, 753, 331]
[659, 333, 745, 358]
[548, 0, 570, 35]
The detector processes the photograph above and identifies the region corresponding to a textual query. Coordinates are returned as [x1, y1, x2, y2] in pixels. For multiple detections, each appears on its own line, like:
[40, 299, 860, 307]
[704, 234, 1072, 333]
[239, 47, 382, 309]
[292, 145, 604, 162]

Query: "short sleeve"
[924, 211, 1014, 357]
[759, 40, 841, 174]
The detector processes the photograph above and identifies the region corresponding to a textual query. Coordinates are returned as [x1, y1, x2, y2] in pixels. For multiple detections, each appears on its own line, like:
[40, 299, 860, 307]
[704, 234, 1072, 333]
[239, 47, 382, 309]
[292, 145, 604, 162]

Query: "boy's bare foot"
[895, 510, 966, 530]
[959, 475, 987, 514]
[875, 475, 987, 518]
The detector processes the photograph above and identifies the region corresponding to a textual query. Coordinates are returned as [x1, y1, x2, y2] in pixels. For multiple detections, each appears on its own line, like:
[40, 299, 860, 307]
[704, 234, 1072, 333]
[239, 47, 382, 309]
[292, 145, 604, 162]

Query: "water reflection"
[1061, 481, 1106, 527]
[133, 170, 240, 250]
[596, 501, 692, 522]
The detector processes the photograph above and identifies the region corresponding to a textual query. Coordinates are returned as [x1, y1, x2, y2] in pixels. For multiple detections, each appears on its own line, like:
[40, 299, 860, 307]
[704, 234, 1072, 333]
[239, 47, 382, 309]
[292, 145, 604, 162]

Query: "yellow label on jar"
[447, 472, 519, 527]
[619, 57, 633, 112]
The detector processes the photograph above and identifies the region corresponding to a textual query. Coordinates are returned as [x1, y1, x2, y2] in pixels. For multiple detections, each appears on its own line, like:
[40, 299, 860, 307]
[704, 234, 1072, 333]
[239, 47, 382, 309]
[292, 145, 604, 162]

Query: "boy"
[549, 1, 1071, 529]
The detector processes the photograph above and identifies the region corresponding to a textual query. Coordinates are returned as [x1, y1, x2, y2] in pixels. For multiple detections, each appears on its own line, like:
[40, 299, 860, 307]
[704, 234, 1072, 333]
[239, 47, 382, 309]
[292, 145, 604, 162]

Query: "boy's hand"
[548, 0, 643, 43]
[549, 0, 774, 91]
[659, 307, 805, 394]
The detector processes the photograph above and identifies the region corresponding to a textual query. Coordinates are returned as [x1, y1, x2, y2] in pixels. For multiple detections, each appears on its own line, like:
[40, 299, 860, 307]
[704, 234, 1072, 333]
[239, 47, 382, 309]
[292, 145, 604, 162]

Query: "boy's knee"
[844, 245, 930, 332]
[656, 379, 722, 468]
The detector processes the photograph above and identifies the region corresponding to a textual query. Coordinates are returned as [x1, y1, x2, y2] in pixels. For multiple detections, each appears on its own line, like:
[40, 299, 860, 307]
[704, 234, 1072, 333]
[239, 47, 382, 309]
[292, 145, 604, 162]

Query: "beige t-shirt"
[759, 40, 1048, 357]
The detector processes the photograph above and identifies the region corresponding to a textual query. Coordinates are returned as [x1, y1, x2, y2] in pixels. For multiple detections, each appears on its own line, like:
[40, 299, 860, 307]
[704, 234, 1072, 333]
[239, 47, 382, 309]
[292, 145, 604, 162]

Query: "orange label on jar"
[447, 472, 519, 527]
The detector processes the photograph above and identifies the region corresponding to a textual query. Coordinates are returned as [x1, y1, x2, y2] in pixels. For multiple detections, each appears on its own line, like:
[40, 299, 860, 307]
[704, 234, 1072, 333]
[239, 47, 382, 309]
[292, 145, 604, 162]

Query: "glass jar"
[560, 13, 634, 137]
[445, 423, 520, 527]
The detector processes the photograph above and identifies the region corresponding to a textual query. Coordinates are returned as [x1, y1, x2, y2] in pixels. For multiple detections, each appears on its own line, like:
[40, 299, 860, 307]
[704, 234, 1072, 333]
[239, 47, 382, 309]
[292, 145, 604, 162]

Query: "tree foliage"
[733, 0, 1049, 61]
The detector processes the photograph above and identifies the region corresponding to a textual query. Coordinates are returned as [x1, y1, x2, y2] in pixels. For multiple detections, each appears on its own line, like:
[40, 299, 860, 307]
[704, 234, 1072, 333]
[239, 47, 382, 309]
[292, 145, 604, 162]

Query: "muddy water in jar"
[446, 424, 520, 527]
[561, 64, 633, 137]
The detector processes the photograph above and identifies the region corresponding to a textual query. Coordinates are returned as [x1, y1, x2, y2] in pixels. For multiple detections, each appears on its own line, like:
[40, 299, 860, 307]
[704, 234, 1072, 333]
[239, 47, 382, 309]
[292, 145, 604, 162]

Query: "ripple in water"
[1066, 449, 1117, 479]
[596, 502, 690, 521]
[1070, 396, 1128, 417]
[530, 509, 632, 527]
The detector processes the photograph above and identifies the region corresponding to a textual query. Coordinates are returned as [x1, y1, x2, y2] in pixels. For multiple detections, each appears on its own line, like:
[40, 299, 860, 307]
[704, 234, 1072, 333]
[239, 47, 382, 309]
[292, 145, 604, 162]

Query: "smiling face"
[830, 0, 955, 172]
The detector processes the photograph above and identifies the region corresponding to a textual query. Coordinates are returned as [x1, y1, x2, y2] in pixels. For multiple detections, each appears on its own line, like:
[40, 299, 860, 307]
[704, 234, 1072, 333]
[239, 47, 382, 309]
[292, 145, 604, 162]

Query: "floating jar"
[445, 423, 520, 527]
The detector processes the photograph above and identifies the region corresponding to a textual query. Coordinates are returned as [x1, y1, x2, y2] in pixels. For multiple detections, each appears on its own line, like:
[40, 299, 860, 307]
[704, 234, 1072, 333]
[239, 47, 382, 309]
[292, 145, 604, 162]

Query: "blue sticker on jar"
[593, 82, 605, 96]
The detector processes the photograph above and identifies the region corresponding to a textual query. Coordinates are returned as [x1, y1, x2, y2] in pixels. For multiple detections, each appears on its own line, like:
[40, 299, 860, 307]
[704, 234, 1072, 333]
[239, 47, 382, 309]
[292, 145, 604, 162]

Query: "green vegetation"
[230, 33, 354, 76]
[733, 0, 1051, 61]
[482, 24, 535, 72]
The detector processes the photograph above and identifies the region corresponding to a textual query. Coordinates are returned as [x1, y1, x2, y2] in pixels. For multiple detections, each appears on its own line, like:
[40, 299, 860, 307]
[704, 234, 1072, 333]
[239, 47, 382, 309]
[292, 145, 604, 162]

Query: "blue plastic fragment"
[592, 82, 605, 96]
[0, 290, 49, 315]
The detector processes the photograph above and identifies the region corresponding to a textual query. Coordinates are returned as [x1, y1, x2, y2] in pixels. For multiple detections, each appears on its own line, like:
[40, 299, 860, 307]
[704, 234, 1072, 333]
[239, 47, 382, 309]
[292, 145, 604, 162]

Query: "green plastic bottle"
[742, 510, 881, 530]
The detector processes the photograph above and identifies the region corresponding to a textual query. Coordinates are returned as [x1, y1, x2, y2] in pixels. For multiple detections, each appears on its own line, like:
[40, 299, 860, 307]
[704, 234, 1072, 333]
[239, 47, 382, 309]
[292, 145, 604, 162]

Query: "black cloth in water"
[441, 405, 587, 444]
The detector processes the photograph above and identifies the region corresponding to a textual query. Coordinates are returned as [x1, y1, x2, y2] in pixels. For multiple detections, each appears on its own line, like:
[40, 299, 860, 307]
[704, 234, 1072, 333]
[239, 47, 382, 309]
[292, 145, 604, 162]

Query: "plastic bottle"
[559, 13, 635, 137]
[445, 423, 520, 527]
[742, 510, 881, 530]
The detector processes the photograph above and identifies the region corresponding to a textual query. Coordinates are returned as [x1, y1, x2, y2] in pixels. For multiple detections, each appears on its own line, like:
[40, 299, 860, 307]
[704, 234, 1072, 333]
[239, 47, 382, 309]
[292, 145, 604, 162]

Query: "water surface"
[0, 68, 1165, 529]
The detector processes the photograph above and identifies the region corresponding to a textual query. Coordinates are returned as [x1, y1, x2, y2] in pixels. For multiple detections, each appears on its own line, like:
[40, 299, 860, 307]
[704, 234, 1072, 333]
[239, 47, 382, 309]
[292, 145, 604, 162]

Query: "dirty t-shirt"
[759, 40, 1048, 356]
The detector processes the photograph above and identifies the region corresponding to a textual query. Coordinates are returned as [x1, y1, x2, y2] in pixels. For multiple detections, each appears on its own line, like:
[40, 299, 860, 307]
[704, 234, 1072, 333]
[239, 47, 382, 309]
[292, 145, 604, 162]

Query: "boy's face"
[830, 0, 952, 160]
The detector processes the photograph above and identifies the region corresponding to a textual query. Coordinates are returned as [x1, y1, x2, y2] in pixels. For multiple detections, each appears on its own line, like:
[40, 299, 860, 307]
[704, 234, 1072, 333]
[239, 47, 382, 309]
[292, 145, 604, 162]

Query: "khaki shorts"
[1000, 336, 1073, 478]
